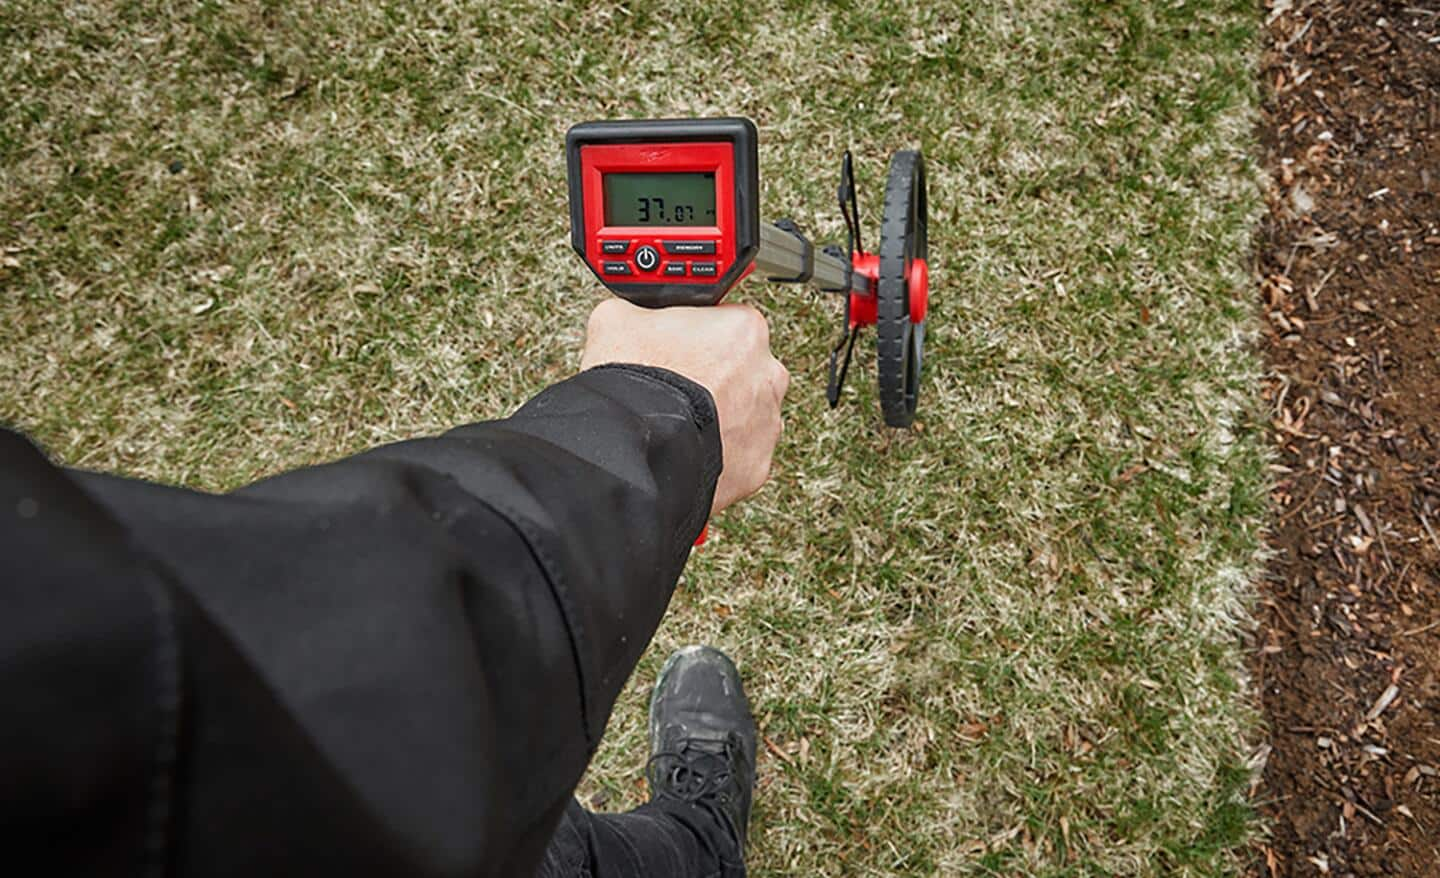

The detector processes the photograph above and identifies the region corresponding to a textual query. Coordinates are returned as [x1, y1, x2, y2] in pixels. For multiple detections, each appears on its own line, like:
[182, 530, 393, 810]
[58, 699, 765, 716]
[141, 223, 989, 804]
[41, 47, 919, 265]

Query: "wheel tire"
[875, 150, 927, 428]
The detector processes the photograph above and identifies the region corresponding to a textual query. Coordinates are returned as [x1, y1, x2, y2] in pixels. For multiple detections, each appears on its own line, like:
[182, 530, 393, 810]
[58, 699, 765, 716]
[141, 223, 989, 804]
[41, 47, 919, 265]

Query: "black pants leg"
[536, 797, 745, 878]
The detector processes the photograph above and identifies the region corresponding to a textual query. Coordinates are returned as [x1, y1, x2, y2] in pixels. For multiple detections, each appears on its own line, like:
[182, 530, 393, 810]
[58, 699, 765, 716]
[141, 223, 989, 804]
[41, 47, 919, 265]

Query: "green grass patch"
[1, 1, 1264, 874]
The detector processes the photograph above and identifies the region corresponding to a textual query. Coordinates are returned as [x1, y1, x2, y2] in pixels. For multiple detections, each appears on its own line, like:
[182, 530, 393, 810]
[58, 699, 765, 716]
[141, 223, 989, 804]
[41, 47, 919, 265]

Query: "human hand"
[580, 298, 789, 514]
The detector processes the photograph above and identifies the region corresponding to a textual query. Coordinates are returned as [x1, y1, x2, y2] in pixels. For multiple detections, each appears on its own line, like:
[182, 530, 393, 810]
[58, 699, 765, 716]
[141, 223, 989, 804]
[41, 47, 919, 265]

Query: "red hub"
[847, 252, 927, 328]
[907, 257, 928, 324]
[848, 251, 879, 329]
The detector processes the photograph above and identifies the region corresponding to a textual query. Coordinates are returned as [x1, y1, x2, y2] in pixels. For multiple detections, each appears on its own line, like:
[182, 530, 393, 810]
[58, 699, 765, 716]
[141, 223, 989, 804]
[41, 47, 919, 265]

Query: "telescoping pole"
[754, 221, 870, 295]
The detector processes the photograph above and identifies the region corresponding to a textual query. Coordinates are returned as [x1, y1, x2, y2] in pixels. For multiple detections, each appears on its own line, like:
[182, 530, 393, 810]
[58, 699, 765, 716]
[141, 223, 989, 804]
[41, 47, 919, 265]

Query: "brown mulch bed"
[1253, 2, 1440, 876]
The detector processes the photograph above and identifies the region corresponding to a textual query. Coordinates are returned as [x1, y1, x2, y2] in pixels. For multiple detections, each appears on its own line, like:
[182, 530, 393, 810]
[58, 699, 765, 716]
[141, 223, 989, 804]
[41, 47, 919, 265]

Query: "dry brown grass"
[2, 1, 1265, 873]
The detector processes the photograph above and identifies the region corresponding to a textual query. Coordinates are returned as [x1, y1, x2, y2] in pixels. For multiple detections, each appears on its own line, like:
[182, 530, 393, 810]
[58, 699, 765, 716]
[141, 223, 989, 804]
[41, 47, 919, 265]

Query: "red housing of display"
[578, 142, 739, 289]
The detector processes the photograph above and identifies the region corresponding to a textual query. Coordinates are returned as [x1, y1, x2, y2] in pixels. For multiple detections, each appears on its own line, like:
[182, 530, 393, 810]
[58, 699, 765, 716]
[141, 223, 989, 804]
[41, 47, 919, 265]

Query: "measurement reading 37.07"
[601, 172, 717, 227]
[633, 198, 709, 224]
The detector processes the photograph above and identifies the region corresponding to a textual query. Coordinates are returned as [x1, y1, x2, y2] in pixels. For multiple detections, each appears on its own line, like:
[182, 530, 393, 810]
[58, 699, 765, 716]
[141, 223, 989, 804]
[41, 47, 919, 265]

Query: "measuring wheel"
[875, 151, 928, 428]
[565, 116, 931, 428]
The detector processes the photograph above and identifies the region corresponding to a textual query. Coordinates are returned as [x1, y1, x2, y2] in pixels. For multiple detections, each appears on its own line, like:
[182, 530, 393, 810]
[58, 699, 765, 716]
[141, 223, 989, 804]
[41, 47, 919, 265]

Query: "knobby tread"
[875, 150, 927, 428]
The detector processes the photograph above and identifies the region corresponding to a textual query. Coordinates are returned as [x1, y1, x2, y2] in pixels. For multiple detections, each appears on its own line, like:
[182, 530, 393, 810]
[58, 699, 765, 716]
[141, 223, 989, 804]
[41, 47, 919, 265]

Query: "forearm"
[338, 363, 721, 742]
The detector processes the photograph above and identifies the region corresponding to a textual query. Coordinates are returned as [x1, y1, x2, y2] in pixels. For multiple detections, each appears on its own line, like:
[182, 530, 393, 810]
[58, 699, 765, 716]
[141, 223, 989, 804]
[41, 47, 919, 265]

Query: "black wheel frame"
[875, 150, 927, 428]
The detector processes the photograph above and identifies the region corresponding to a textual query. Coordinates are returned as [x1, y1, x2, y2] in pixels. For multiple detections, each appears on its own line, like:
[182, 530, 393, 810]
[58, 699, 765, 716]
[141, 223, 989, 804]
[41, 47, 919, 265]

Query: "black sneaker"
[646, 645, 758, 851]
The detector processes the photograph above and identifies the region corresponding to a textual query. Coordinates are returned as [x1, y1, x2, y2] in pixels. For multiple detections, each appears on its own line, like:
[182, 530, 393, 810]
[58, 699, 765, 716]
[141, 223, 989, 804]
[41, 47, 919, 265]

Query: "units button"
[662, 240, 717, 255]
[600, 240, 630, 255]
[690, 261, 718, 277]
[602, 261, 632, 275]
[663, 262, 687, 277]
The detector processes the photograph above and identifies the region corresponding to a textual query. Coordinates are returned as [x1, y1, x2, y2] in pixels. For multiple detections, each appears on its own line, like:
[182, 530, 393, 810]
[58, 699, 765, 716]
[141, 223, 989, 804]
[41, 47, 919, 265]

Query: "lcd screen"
[603, 172, 717, 226]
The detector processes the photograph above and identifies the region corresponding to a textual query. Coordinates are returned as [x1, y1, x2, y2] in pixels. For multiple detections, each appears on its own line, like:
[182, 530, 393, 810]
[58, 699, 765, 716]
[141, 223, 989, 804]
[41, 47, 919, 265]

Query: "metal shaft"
[755, 222, 868, 294]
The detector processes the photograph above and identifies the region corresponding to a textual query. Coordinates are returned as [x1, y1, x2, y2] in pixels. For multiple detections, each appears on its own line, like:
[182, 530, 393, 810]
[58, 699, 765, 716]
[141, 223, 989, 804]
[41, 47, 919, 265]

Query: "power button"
[634, 245, 660, 272]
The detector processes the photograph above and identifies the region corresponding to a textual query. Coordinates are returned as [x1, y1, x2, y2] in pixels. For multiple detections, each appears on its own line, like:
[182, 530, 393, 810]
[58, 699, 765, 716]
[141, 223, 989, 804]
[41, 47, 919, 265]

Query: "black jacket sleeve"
[0, 364, 721, 878]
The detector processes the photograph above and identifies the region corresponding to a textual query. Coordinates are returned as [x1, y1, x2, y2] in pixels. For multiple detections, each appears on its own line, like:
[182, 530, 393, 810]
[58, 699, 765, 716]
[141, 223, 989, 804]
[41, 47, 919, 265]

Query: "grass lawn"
[1, 1, 1265, 874]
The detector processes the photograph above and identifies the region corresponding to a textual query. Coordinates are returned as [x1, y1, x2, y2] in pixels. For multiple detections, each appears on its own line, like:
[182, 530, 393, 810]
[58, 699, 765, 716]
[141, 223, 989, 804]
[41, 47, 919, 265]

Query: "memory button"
[663, 240, 717, 255]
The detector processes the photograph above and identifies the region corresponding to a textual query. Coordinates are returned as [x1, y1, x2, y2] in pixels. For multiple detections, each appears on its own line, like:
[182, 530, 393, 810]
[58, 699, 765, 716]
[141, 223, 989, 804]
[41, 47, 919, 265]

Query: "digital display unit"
[602, 172, 717, 226]
[566, 118, 760, 307]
